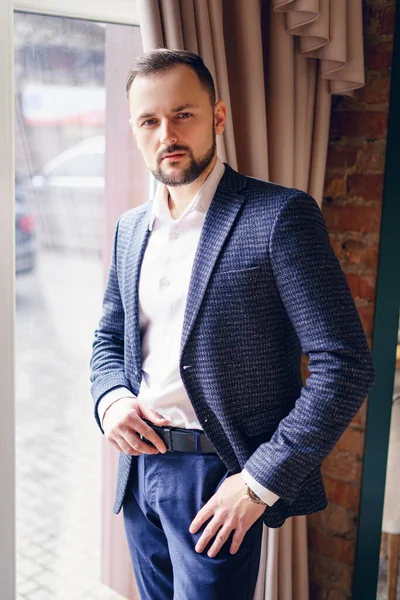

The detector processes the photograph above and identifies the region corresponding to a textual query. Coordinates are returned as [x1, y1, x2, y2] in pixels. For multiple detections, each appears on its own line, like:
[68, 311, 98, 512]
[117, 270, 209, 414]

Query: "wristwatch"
[246, 484, 268, 506]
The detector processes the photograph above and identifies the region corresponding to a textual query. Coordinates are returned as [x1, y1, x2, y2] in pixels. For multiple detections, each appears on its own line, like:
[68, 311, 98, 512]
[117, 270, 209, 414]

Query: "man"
[90, 49, 375, 600]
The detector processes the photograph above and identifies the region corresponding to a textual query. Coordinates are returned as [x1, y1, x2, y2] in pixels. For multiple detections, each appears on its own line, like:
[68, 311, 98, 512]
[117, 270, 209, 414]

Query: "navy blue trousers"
[122, 451, 264, 600]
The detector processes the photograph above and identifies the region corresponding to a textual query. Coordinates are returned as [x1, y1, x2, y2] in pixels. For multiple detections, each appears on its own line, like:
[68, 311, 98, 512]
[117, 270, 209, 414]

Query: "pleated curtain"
[103, 2, 365, 599]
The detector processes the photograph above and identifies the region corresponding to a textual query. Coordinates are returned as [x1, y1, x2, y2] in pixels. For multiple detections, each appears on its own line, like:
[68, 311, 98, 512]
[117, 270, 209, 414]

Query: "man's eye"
[143, 119, 157, 126]
[177, 113, 192, 119]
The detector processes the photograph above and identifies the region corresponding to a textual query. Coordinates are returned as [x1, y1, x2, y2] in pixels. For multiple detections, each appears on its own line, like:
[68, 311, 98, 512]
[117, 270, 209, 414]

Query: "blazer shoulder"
[241, 173, 316, 221]
[244, 174, 304, 201]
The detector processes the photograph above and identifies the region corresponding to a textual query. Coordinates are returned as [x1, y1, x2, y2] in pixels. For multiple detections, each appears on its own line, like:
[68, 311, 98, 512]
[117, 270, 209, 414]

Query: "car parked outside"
[15, 194, 36, 275]
[17, 135, 105, 255]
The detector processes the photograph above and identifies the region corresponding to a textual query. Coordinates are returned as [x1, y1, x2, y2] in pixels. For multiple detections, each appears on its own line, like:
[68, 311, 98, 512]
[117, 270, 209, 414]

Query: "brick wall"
[307, 1, 396, 598]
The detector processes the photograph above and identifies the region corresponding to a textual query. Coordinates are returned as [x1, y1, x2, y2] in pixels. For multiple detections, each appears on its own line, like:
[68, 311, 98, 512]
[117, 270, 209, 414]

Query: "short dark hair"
[125, 49, 216, 106]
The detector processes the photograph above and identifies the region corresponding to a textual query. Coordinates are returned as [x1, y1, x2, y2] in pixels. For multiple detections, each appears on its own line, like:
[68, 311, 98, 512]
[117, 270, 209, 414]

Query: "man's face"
[128, 65, 225, 186]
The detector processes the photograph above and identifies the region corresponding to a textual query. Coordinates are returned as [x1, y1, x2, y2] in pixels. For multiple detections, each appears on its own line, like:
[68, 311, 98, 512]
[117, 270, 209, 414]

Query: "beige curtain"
[103, 1, 365, 599]
[266, 0, 364, 201]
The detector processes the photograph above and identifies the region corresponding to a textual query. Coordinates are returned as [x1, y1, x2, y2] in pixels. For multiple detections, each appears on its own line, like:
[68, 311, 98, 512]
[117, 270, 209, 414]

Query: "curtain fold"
[273, 0, 365, 95]
[102, 1, 366, 598]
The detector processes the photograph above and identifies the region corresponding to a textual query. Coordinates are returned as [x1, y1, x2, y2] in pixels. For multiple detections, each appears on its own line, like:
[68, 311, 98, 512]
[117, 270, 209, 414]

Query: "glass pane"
[15, 11, 146, 600]
[377, 310, 400, 599]
[45, 148, 105, 178]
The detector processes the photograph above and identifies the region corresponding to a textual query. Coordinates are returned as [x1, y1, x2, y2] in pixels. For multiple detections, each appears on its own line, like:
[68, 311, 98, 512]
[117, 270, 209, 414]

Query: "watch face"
[247, 487, 265, 504]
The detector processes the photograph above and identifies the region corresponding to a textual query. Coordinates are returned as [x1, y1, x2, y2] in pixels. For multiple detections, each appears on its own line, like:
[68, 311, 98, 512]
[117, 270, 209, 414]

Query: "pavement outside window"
[16, 250, 118, 600]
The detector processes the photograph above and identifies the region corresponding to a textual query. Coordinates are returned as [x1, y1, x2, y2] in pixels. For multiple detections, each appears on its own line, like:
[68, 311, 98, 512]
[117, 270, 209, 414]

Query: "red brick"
[309, 552, 353, 594]
[335, 428, 365, 457]
[358, 305, 375, 336]
[364, 5, 396, 36]
[327, 145, 358, 171]
[308, 528, 356, 565]
[341, 238, 368, 265]
[350, 410, 363, 427]
[322, 205, 382, 234]
[324, 175, 347, 198]
[366, 243, 380, 271]
[324, 478, 360, 511]
[322, 450, 363, 484]
[308, 504, 357, 539]
[330, 111, 388, 139]
[357, 72, 391, 104]
[351, 400, 368, 429]
[301, 352, 311, 382]
[348, 173, 384, 201]
[345, 273, 376, 302]
[355, 140, 387, 173]
[364, 41, 393, 71]
[340, 238, 379, 271]
[328, 234, 344, 260]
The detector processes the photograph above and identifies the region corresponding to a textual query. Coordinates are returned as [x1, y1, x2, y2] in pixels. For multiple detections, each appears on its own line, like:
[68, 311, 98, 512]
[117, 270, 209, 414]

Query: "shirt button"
[171, 231, 180, 240]
[160, 277, 170, 287]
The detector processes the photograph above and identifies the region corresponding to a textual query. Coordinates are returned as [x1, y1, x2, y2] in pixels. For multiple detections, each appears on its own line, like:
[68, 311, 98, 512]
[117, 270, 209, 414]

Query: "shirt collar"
[148, 157, 225, 231]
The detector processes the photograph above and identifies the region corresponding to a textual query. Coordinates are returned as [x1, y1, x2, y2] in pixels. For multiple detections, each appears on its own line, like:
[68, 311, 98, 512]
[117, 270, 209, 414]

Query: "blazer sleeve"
[90, 216, 132, 433]
[243, 190, 376, 503]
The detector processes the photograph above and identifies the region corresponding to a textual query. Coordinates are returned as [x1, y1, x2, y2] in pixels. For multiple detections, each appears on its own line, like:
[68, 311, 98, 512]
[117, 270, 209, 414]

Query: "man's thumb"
[140, 404, 169, 424]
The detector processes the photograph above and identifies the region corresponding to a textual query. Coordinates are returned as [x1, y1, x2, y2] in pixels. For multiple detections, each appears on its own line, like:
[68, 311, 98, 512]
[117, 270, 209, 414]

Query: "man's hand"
[103, 397, 170, 455]
[189, 473, 267, 558]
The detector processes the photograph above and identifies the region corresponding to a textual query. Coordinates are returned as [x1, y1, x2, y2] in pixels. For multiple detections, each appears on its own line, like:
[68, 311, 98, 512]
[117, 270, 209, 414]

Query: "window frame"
[353, 5, 400, 599]
[14, 0, 139, 25]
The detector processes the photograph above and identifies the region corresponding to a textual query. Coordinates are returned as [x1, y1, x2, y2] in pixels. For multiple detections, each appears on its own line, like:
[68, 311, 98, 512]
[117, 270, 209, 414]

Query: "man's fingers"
[194, 516, 224, 554]
[121, 429, 160, 455]
[112, 434, 137, 456]
[109, 438, 123, 453]
[103, 399, 170, 455]
[110, 430, 156, 456]
[107, 419, 166, 455]
[229, 528, 246, 555]
[206, 523, 233, 558]
[189, 502, 215, 534]
[132, 416, 168, 454]
[139, 404, 169, 427]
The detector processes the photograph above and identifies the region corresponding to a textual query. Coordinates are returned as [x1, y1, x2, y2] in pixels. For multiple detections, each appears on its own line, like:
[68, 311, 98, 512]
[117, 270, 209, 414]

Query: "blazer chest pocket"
[212, 264, 263, 279]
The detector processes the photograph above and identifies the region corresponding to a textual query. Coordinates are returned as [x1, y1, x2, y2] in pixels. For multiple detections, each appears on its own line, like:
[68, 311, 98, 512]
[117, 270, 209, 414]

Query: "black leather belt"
[140, 419, 217, 454]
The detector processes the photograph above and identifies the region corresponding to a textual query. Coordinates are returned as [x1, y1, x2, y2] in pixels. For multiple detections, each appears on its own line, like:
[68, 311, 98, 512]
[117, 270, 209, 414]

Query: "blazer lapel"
[180, 164, 247, 358]
[124, 206, 152, 382]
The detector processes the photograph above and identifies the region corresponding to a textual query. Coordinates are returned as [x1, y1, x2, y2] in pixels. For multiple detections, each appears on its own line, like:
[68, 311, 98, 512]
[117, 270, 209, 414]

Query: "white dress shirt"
[97, 157, 279, 507]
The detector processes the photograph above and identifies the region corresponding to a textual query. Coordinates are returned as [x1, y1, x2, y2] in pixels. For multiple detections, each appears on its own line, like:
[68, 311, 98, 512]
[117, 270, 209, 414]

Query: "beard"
[151, 128, 216, 186]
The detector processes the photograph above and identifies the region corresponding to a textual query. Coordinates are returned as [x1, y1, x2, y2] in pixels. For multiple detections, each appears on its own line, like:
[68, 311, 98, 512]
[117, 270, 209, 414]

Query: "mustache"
[158, 145, 190, 161]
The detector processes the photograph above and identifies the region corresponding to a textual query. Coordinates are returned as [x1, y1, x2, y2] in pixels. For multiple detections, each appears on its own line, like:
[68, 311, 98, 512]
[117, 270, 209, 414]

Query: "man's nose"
[159, 120, 178, 146]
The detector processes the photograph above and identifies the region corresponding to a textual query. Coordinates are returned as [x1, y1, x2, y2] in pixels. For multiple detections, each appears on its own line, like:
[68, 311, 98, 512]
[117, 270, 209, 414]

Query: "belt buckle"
[163, 427, 172, 451]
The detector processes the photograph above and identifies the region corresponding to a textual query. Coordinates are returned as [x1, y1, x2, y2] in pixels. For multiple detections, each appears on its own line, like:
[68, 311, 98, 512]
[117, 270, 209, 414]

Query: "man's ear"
[214, 100, 226, 135]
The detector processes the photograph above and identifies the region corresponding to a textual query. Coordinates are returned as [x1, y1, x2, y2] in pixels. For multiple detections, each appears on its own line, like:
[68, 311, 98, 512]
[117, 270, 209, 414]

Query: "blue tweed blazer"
[90, 163, 375, 528]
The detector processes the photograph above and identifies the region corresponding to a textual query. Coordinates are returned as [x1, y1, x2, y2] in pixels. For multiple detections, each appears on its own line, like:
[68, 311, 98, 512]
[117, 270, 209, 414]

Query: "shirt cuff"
[241, 468, 280, 507]
[97, 387, 136, 426]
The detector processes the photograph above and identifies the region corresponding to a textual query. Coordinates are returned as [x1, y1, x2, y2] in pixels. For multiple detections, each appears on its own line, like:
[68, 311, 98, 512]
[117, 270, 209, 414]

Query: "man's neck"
[167, 155, 217, 220]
